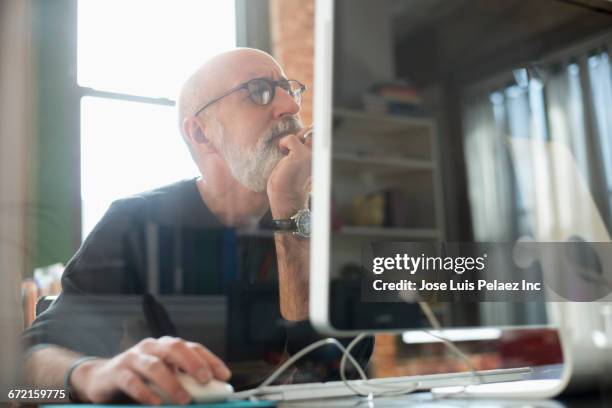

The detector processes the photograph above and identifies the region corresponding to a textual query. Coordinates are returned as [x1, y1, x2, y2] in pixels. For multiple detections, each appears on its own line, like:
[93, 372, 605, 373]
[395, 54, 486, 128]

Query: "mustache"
[265, 117, 303, 144]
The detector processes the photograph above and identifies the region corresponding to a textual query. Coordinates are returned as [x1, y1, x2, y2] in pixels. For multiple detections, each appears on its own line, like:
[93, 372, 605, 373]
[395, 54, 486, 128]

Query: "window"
[463, 47, 612, 241]
[588, 52, 612, 206]
[78, 0, 236, 238]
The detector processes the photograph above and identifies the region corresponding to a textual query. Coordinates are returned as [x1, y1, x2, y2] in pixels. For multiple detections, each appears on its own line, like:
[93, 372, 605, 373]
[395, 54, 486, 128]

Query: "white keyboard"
[232, 367, 532, 401]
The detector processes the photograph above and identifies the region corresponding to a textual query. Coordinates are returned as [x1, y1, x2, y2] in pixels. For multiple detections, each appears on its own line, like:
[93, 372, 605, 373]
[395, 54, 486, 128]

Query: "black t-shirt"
[23, 178, 372, 390]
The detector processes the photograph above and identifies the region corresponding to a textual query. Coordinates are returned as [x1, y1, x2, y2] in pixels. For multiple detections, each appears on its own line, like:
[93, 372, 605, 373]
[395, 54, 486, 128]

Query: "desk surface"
[38, 365, 612, 408]
[274, 393, 611, 408]
[41, 403, 274, 408]
[270, 364, 612, 408]
[38, 393, 612, 408]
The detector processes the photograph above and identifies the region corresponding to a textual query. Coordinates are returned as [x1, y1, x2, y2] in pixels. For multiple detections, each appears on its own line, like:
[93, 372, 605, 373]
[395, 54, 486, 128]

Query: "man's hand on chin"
[267, 128, 311, 321]
[266, 128, 311, 219]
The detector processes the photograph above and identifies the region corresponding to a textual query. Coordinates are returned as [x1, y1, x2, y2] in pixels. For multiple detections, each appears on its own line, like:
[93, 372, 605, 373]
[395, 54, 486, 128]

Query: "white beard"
[214, 118, 301, 193]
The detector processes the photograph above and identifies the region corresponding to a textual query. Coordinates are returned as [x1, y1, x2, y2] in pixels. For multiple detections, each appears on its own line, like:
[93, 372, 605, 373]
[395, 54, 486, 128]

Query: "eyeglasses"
[194, 77, 306, 117]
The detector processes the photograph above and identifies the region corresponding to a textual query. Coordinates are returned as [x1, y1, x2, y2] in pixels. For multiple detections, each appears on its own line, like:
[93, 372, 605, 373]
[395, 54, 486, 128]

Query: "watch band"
[271, 208, 310, 238]
[64, 356, 98, 401]
[271, 218, 296, 232]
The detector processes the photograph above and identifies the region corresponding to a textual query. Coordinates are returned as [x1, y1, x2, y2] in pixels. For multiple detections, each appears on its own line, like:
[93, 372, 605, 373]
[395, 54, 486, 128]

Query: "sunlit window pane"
[78, 0, 236, 98]
[81, 96, 198, 238]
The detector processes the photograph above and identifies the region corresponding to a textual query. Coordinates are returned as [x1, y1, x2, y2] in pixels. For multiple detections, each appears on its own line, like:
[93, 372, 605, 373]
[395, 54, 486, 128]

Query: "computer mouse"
[177, 373, 234, 403]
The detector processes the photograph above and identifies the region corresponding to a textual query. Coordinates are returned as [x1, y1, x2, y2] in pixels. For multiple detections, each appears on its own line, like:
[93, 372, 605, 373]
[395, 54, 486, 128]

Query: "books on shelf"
[348, 188, 412, 228]
[362, 81, 427, 117]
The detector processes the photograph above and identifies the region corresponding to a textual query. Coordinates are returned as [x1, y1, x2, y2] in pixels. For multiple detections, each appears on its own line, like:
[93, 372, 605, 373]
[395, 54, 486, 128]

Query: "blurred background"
[2, 0, 612, 391]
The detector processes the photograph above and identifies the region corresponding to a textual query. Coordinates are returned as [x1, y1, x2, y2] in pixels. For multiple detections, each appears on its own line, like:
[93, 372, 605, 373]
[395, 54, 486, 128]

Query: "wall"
[332, 0, 396, 107]
[31, 0, 80, 269]
[269, 0, 315, 126]
[0, 0, 34, 391]
[236, 0, 272, 53]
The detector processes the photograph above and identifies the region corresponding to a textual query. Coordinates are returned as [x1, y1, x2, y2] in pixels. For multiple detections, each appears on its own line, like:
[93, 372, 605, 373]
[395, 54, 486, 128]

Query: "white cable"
[418, 300, 441, 330]
[234, 301, 484, 402]
[334, 302, 484, 400]
[417, 301, 485, 400]
[232, 337, 368, 400]
[418, 301, 481, 381]
[339, 333, 420, 397]
[233, 334, 417, 401]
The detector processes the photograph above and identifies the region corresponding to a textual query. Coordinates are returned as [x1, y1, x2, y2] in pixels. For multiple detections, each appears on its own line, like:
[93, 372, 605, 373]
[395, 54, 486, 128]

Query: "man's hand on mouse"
[70, 336, 231, 405]
[267, 126, 312, 219]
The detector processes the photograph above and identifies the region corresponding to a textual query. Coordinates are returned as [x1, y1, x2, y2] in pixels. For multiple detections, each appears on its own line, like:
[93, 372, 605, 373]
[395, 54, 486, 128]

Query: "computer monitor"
[310, 0, 612, 335]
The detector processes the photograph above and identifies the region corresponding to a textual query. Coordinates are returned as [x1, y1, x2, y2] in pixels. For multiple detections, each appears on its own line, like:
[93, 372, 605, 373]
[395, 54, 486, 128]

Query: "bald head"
[177, 48, 284, 135]
[176, 47, 303, 196]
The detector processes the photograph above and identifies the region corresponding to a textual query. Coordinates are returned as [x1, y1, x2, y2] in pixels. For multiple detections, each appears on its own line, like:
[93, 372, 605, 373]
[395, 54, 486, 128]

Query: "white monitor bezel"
[308, 0, 572, 398]
[307, 0, 548, 337]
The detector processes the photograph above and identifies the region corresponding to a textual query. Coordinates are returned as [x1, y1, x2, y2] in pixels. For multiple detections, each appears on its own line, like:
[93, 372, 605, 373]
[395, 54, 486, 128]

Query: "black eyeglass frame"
[194, 77, 306, 117]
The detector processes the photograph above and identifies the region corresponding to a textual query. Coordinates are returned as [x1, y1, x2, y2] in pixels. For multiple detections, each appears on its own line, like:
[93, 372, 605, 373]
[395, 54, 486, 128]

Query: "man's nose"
[271, 86, 300, 119]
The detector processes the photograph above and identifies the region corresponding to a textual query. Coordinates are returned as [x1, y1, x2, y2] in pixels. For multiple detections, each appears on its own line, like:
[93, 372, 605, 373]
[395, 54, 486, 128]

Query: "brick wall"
[269, 0, 314, 126]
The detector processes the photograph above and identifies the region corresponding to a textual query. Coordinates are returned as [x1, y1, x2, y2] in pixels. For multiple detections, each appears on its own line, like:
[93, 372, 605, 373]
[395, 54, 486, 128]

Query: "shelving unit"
[334, 107, 435, 130]
[333, 151, 434, 171]
[335, 226, 440, 239]
[330, 108, 445, 277]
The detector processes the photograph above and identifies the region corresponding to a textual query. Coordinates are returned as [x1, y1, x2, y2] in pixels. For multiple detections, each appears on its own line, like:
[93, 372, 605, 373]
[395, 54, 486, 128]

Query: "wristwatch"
[271, 208, 311, 238]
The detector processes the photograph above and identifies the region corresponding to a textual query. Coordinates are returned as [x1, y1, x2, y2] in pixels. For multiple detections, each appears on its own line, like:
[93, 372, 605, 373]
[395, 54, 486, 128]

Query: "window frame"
[32, 0, 274, 269]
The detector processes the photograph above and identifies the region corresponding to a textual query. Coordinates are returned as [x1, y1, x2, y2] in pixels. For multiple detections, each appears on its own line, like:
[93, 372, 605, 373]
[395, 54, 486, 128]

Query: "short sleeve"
[22, 198, 149, 357]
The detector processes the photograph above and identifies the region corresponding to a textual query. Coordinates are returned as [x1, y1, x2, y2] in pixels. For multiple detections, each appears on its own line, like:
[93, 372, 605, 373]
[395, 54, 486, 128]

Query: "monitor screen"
[311, 0, 612, 333]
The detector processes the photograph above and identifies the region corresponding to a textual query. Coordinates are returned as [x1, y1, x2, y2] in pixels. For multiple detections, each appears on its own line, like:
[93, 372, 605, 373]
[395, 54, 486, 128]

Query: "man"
[23, 48, 371, 405]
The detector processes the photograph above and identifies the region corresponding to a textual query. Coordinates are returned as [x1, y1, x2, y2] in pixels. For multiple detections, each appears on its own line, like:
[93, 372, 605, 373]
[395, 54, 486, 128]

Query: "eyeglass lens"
[246, 79, 272, 105]
[246, 79, 302, 106]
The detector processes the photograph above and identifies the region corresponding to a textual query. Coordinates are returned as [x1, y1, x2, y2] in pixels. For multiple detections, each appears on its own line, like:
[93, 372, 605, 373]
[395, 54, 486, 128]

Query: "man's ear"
[182, 117, 217, 153]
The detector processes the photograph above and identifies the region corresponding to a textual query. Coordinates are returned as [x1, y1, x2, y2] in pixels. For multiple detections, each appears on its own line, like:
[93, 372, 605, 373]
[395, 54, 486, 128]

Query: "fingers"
[147, 337, 211, 382]
[114, 368, 162, 406]
[143, 337, 231, 382]
[278, 134, 311, 157]
[82, 337, 230, 405]
[129, 352, 191, 405]
[189, 342, 232, 381]
[301, 128, 313, 148]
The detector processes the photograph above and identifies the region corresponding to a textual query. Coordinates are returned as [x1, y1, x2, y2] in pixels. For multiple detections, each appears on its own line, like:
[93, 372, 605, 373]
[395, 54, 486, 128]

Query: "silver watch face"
[294, 209, 311, 237]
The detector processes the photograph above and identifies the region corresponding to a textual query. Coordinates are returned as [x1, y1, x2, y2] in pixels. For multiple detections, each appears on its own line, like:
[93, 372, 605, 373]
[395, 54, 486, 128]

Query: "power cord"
[418, 301, 481, 381]
[417, 301, 484, 400]
[233, 300, 482, 402]
[232, 337, 368, 400]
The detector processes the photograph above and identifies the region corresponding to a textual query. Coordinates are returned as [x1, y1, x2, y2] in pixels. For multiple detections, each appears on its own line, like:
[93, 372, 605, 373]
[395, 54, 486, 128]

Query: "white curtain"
[463, 92, 523, 326]
[547, 63, 590, 179]
[463, 93, 513, 241]
[464, 47, 612, 240]
[462, 42, 612, 326]
[0, 0, 33, 391]
[588, 51, 612, 220]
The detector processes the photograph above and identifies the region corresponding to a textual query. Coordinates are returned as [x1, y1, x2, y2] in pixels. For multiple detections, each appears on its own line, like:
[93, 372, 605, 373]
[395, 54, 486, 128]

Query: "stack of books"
[362, 81, 426, 116]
